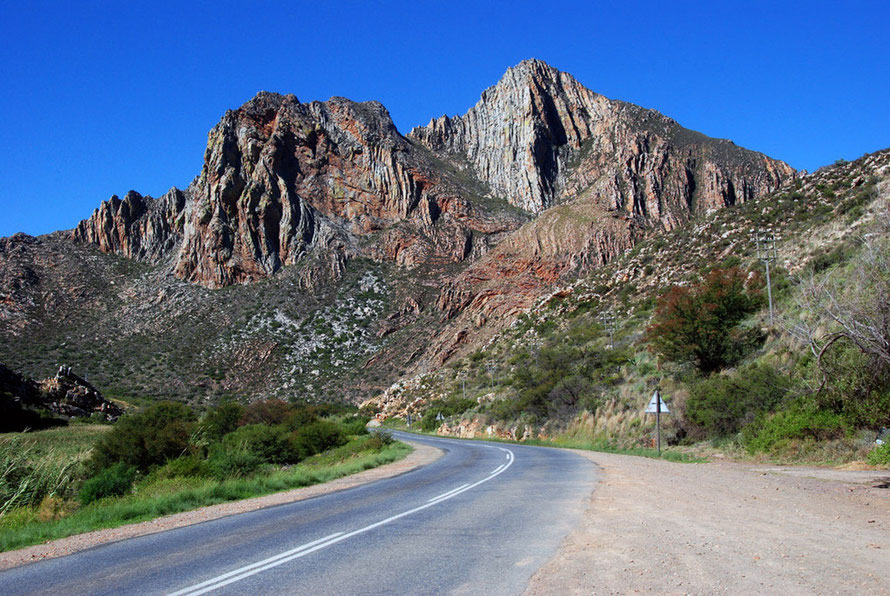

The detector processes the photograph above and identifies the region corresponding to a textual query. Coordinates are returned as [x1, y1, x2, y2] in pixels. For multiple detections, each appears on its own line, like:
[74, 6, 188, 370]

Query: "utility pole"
[756, 234, 778, 326]
[600, 312, 616, 349]
[486, 363, 495, 391]
[459, 370, 467, 400]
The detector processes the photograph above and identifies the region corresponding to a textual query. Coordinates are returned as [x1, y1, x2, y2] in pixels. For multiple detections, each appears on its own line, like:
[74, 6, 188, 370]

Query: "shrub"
[684, 364, 791, 438]
[198, 402, 245, 443]
[421, 397, 476, 431]
[222, 424, 298, 464]
[866, 442, 890, 467]
[89, 402, 196, 472]
[337, 416, 371, 436]
[78, 463, 136, 505]
[151, 455, 211, 480]
[741, 403, 847, 453]
[646, 267, 764, 373]
[290, 420, 347, 458]
[239, 399, 293, 426]
[207, 448, 263, 479]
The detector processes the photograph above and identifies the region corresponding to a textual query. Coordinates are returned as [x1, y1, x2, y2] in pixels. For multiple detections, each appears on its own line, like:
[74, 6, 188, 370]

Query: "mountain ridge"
[2, 59, 797, 403]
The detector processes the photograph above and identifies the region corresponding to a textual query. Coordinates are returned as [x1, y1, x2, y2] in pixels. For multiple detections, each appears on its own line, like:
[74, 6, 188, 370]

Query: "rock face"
[60, 59, 795, 378]
[410, 59, 792, 217]
[0, 363, 122, 431]
[74, 189, 186, 261]
[75, 93, 524, 288]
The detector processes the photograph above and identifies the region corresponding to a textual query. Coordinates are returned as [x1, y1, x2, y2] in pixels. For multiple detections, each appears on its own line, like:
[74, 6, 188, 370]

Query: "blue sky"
[1, 0, 888, 237]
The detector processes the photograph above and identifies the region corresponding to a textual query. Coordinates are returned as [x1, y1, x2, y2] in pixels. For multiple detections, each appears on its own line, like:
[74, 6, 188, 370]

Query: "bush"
[89, 402, 196, 472]
[207, 448, 264, 479]
[684, 364, 791, 438]
[741, 403, 847, 453]
[222, 424, 298, 464]
[421, 397, 476, 431]
[198, 402, 245, 443]
[78, 463, 136, 505]
[290, 420, 347, 458]
[646, 267, 764, 373]
[239, 399, 293, 426]
[337, 416, 371, 436]
[866, 442, 890, 467]
[150, 455, 211, 480]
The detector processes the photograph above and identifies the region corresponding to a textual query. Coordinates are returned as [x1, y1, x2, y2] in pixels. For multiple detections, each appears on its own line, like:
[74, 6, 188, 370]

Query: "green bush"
[685, 364, 791, 438]
[222, 424, 298, 464]
[337, 416, 371, 436]
[207, 448, 264, 479]
[89, 402, 196, 473]
[741, 403, 847, 453]
[239, 399, 293, 426]
[290, 420, 347, 458]
[866, 442, 890, 467]
[78, 463, 136, 505]
[198, 402, 245, 443]
[151, 455, 211, 480]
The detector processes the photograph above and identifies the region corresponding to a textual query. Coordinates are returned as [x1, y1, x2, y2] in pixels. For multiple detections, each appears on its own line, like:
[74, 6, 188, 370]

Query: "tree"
[646, 267, 764, 373]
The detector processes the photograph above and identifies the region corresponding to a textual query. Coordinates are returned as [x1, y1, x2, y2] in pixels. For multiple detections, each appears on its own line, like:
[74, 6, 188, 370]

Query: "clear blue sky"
[2, 0, 888, 237]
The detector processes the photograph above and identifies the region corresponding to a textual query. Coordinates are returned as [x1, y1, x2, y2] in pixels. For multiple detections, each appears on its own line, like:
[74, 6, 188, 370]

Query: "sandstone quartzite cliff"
[75, 93, 526, 288]
[4, 59, 796, 403]
[410, 59, 792, 217]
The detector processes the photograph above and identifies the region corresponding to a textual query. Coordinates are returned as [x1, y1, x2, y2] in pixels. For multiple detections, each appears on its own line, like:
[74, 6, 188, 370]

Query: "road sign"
[645, 390, 669, 455]
[436, 412, 444, 421]
[645, 391, 670, 413]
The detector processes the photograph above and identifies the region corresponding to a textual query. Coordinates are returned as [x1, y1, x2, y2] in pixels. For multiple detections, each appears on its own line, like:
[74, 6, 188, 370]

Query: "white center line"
[170, 446, 515, 596]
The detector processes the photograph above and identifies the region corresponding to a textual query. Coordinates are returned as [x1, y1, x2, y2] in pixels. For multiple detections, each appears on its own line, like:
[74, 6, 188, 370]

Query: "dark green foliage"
[239, 399, 293, 426]
[290, 420, 347, 458]
[684, 364, 791, 438]
[815, 344, 890, 428]
[198, 402, 245, 443]
[646, 267, 764, 373]
[151, 455, 212, 480]
[89, 402, 196, 472]
[207, 448, 264, 479]
[282, 408, 320, 431]
[337, 416, 371, 436]
[78, 463, 136, 505]
[421, 397, 476, 431]
[741, 402, 847, 453]
[222, 424, 298, 465]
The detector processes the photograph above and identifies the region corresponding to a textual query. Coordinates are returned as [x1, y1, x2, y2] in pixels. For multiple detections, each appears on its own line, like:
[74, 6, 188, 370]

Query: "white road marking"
[491, 464, 505, 474]
[170, 445, 515, 595]
[427, 483, 471, 502]
[168, 533, 344, 596]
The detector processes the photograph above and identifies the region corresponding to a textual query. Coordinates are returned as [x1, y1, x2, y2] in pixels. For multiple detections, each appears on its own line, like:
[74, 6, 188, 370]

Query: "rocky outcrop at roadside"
[0, 363, 122, 430]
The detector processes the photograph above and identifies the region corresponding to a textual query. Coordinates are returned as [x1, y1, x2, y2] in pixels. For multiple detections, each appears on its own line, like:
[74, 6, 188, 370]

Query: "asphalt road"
[0, 432, 598, 595]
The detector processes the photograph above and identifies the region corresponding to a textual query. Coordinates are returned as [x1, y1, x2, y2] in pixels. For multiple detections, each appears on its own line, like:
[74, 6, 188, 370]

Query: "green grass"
[0, 439, 410, 553]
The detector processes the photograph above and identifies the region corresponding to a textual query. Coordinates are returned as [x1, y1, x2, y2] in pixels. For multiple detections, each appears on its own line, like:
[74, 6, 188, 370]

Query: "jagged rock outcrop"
[74, 93, 524, 287]
[74, 188, 187, 260]
[410, 59, 793, 217]
[0, 363, 121, 431]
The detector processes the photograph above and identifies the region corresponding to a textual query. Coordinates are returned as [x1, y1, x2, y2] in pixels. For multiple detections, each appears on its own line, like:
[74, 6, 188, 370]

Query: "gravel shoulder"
[526, 451, 890, 595]
[0, 441, 441, 571]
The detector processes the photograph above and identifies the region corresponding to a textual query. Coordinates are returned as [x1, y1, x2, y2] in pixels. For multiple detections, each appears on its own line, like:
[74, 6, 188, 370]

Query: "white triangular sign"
[645, 391, 669, 413]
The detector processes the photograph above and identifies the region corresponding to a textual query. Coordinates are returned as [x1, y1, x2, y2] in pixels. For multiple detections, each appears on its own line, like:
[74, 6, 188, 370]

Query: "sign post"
[645, 390, 670, 455]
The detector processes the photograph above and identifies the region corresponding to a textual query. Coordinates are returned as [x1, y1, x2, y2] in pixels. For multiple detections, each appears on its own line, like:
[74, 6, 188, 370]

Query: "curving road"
[0, 432, 598, 595]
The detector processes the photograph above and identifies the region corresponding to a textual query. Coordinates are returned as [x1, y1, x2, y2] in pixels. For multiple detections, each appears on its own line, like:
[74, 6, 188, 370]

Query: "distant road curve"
[0, 431, 598, 595]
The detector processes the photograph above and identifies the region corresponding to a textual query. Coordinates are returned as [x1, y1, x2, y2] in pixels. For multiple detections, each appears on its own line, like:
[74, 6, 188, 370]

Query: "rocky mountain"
[2, 59, 795, 405]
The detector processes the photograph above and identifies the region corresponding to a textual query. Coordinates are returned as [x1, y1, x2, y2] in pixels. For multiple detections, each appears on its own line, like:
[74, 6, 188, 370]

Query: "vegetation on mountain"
[371, 149, 890, 466]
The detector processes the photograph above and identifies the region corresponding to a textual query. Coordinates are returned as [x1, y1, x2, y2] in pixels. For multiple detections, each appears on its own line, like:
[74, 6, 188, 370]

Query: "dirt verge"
[526, 451, 890, 594]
